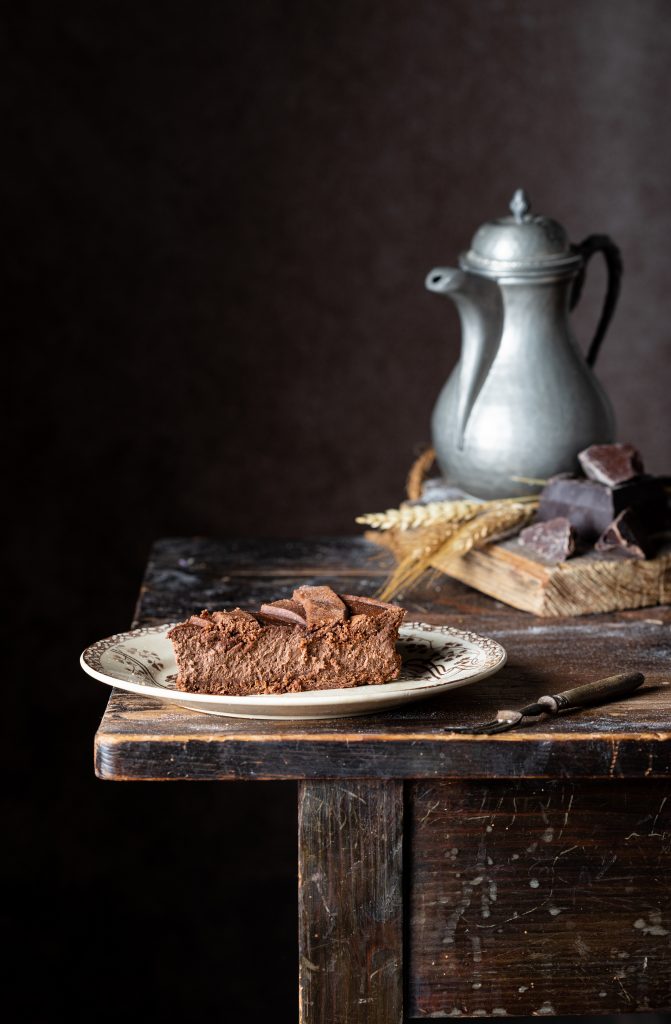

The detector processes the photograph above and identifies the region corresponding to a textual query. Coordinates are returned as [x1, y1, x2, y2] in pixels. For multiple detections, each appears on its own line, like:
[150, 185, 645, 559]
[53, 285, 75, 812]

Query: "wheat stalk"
[377, 522, 458, 601]
[510, 475, 548, 486]
[438, 501, 536, 558]
[357, 494, 537, 532]
[376, 500, 538, 602]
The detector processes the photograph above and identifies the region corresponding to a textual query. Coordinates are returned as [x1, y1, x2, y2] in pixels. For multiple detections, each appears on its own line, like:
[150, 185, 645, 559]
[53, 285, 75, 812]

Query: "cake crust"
[167, 587, 405, 695]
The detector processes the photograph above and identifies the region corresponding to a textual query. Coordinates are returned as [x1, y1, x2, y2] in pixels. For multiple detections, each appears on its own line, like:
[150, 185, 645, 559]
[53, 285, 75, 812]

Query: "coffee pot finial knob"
[510, 188, 530, 223]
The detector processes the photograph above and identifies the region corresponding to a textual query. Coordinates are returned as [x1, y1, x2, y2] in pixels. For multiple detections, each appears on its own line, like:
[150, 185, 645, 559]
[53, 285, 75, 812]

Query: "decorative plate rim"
[80, 621, 506, 705]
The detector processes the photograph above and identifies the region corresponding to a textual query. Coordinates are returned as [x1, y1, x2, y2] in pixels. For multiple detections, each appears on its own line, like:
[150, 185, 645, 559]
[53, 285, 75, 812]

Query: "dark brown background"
[6, 1, 671, 1020]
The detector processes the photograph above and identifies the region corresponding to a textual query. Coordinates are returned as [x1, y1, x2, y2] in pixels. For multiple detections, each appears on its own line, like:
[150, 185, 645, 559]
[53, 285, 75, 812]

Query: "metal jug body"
[431, 276, 615, 498]
[427, 191, 621, 499]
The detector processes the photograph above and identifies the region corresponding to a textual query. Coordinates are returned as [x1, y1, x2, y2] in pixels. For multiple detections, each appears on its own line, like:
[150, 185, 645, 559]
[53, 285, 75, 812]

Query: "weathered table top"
[95, 537, 671, 781]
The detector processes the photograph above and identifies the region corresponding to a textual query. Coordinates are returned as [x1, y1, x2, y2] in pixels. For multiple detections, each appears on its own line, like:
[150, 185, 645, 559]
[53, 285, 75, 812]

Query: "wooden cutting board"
[430, 537, 671, 616]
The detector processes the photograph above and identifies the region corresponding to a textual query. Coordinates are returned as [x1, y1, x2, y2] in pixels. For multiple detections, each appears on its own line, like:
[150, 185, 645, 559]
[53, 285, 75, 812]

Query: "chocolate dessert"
[167, 586, 405, 695]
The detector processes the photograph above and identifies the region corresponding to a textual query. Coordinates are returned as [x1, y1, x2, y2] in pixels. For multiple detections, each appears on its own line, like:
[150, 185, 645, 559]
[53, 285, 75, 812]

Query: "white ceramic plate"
[81, 622, 506, 720]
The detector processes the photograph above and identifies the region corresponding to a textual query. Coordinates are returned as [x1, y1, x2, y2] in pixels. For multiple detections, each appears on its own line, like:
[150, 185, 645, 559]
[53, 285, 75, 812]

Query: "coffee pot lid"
[461, 189, 582, 278]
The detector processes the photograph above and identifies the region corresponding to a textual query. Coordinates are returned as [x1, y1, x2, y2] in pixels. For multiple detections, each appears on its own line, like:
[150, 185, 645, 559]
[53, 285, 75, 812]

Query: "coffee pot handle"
[569, 235, 623, 367]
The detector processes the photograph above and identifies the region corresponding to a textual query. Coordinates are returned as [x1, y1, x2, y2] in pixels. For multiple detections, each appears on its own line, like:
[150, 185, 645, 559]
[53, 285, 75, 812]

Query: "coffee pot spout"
[425, 266, 468, 297]
[425, 267, 503, 450]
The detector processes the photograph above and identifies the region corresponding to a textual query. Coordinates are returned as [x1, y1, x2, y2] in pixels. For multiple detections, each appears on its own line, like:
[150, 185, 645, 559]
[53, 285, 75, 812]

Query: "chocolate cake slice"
[167, 586, 405, 695]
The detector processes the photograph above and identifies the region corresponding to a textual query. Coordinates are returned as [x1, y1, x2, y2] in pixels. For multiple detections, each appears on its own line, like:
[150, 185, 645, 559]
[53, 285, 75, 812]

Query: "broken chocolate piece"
[293, 585, 347, 628]
[190, 613, 217, 629]
[519, 517, 576, 563]
[578, 442, 644, 486]
[258, 599, 307, 626]
[595, 509, 651, 560]
[537, 475, 667, 545]
[341, 594, 400, 618]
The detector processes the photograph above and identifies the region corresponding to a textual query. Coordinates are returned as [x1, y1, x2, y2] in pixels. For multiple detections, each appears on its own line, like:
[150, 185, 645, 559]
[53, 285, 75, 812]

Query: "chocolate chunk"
[595, 509, 651, 560]
[519, 517, 576, 563]
[341, 594, 402, 620]
[293, 585, 347, 628]
[578, 443, 644, 486]
[190, 612, 216, 629]
[258, 599, 307, 626]
[537, 475, 667, 545]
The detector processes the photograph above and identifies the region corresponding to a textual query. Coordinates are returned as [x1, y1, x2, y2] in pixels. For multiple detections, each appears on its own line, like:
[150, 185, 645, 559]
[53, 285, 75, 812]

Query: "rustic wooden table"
[95, 538, 671, 1021]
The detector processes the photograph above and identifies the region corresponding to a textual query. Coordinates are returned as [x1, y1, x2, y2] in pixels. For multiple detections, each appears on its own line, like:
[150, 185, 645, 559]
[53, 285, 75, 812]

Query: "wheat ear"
[377, 500, 538, 602]
[357, 494, 537, 532]
[435, 502, 537, 558]
[357, 500, 482, 532]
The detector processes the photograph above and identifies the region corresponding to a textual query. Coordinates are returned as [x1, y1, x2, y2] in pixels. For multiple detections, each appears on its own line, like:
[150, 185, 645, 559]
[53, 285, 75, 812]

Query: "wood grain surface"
[431, 538, 671, 617]
[408, 779, 671, 1016]
[95, 537, 671, 781]
[298, 781, 403, 1024]
[92, 538, 671, 1018]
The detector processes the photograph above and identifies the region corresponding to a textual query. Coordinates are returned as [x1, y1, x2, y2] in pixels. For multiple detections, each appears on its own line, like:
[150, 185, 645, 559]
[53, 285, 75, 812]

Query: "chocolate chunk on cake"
[167, 586, 405, 695]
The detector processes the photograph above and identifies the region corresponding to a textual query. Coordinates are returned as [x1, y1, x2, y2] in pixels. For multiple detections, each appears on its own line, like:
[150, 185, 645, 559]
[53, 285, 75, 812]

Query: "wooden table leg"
[298, 780, 403, 1024]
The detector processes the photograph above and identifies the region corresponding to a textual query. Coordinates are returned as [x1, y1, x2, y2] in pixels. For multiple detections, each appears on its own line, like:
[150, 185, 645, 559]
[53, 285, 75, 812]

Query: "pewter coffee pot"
[427, 190, 621, 498]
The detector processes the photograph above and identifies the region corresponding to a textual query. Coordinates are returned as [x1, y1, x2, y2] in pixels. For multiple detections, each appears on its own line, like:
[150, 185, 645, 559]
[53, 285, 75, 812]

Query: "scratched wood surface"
[298, 781, 403, 1024]
[92, 539, 671, 1019]
[95, 537, 671, 781]
[407, 780, 671, 1016]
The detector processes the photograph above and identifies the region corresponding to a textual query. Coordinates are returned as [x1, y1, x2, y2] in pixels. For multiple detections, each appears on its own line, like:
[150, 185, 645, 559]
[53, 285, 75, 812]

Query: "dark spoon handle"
[539, 672, 645, 713]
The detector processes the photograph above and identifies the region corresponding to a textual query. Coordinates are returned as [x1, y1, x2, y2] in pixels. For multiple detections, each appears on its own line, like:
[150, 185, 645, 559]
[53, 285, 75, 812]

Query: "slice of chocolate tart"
[167, 586, 405, 695]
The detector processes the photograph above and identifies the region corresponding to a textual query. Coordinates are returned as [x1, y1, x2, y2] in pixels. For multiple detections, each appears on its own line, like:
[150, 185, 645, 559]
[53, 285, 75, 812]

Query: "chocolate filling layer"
[167, 586, 405, 695]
